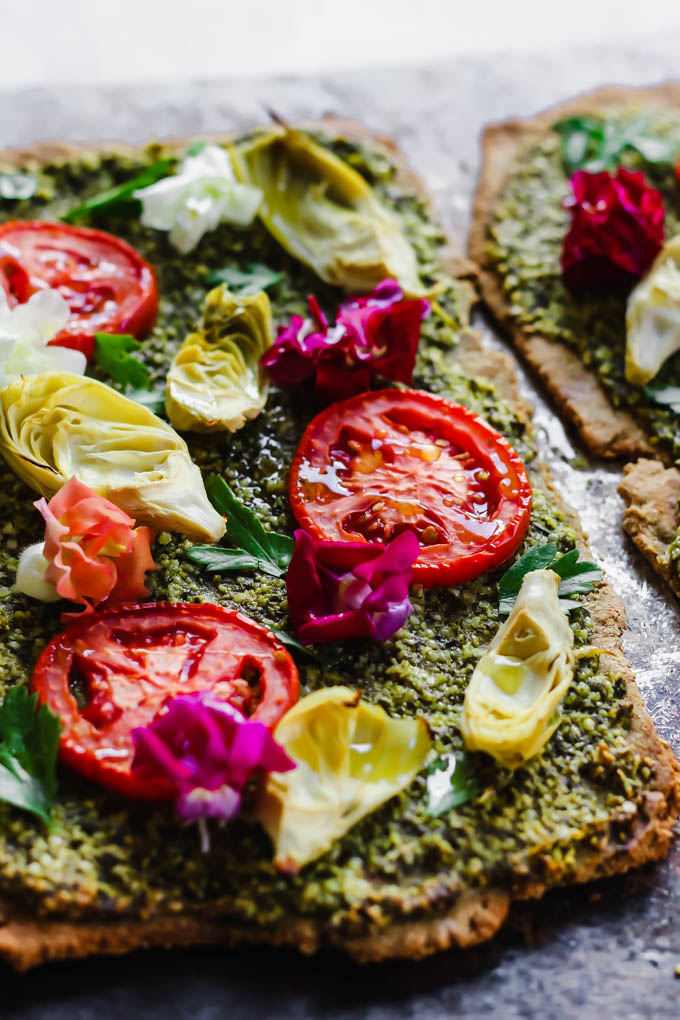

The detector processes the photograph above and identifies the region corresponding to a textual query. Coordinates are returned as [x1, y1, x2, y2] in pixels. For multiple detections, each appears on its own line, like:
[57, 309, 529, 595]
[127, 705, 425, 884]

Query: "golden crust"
[0, 120, 676, 970]
[619, 458, 680, 597]
[467, 83, 680, 461]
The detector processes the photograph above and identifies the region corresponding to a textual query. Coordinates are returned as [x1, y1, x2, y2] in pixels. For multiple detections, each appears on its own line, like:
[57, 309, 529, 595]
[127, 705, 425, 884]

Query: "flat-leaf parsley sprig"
[498, 541, 602, 616]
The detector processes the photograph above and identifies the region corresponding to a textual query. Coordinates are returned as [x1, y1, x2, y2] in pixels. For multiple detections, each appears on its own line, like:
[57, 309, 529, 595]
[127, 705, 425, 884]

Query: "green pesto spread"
[485, 109, 680, 572]
[0, 134, 655, 931]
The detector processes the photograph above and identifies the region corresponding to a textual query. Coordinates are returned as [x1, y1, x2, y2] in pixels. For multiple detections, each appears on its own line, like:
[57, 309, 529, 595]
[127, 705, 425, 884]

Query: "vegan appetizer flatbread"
[469, 83, 680, 592]
[0, 118, 676, 971]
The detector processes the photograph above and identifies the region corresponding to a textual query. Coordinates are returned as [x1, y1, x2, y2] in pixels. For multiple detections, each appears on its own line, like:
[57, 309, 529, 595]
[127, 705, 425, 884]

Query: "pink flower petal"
[131, 691, 295, 823]
[261, 280, 428, 401]
[286, 528, 418, 645]
[109, 527, 156, 603]
[33, 476, 156, 616]
[561, 167, 665, 293]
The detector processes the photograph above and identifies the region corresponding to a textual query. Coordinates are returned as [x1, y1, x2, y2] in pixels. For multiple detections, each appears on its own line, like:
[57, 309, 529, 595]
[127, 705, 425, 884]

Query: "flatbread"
[619, 459, 680, 597]
[469, 83, 680, 589]
[0, 122, 676, 970]
[467, 82, 680, 461]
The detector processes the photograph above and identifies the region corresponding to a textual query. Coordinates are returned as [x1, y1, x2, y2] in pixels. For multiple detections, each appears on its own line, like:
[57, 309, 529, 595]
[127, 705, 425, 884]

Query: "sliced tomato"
[0, 221, 158, 359]
[30, 603, 299, 800]
[289, 389, 532, 588]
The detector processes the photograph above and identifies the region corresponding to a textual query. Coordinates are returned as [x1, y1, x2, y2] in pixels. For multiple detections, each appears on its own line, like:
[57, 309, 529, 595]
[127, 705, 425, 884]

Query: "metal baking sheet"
[3, 39, 680, 1019]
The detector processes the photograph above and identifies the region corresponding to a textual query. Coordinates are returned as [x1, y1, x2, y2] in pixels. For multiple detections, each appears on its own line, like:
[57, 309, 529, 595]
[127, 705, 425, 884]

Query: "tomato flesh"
[289, 389, 532, 588]
[0, 221, 158, 359]
[30, 603, 299, 800]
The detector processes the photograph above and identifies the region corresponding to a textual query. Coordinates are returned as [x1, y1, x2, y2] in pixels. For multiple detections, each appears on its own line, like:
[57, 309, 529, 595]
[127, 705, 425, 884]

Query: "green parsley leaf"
[498, 542, 558, 615]
[61, 158, 173, 223]
[645, 385, 680, 415]
[185, 547, 263, 574]
[0, 687, 61, 826]
[551, 548, 604, 601]
[498, 541, 602, 616]
[273, 629, 325, 665]
[185, 140, 209, 157]
[94, 333, 151, 391]
[126, 386, 167, 416]
[554, 115, 678, 174]
[206, 262, 285, 295]
[0, 172, 38, 200]
[426, 752, 480, 816]
[189, 476, 294, 579]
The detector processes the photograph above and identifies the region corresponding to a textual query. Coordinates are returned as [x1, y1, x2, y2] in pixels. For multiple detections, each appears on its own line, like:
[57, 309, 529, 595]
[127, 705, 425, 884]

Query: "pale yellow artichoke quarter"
[460, 569, 575, 770]
[256, 686, 431, 873]
[231, 126, 425, 296]
[626, 234, 680, 386]
[165, 283, 273, 433]
[0, 372, 225, 542]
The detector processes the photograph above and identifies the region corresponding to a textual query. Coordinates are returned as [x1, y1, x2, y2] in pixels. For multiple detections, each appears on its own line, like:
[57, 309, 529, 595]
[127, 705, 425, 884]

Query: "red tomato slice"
[289, 389, 532, 588]
[0, 221, 158, 360]
[30, 603, 299, 800]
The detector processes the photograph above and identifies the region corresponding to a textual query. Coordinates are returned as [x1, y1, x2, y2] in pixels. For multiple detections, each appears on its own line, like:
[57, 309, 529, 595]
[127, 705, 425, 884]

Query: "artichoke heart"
[626, 234, 680, 386]
[231, 126, 423, 295]
[461, 569, 575, 769]
[166, 283, 273, 433]
[0, 372, 225, 542]
[255, 686, 431, 873]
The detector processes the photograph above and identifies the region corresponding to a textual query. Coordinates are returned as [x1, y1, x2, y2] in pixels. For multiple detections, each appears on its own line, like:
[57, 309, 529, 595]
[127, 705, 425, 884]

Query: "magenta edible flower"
[286, 528, 419, 644]
[261, 280, 429, 401]
[561, 167, 665, 293]
[131, 692, 295, 842]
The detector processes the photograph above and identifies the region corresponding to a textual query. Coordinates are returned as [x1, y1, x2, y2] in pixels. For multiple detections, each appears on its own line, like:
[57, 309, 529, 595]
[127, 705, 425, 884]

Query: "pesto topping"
[0, 135, 654, 931]
[486, 109, 680, 575]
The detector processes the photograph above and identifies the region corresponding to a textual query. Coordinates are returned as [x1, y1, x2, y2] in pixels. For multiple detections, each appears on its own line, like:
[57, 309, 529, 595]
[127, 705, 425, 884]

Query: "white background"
[2, 0, 680, 89]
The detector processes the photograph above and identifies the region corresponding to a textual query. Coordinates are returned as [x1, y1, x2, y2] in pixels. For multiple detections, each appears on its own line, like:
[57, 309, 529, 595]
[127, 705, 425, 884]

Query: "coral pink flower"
[36, 476, 155, 615]
[561, 167, 665, 293]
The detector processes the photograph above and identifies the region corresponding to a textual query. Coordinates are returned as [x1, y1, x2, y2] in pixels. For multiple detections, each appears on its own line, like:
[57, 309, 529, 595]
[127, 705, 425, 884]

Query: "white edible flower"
[15, 543, 59, 603]
[626, 234, 680, 386]
[133, 144, 262, 254]
[0, 289, 85, 388]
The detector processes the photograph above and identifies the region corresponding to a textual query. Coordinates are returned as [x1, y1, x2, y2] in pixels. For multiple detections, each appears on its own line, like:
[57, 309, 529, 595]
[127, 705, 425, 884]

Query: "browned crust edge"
[619, 458, 680, 598]
[0, 119, 676, 971]
[467, 81, 680, 462]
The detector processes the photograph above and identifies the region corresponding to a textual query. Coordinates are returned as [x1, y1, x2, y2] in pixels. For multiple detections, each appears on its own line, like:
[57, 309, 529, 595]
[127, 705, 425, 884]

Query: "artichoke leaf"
[0, 372, 225, 542]
[166, 283, 273, 433]
[461, 569, 575, 769]
[231, 127, 424, 295]
[626, 234, 680, 386]
[255, 686, 431, 873]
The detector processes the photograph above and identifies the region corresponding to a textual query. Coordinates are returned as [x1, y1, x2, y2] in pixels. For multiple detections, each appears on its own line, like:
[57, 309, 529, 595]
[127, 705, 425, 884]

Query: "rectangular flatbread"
[468, 83, 680, 593]
[0, 119, 676, 970]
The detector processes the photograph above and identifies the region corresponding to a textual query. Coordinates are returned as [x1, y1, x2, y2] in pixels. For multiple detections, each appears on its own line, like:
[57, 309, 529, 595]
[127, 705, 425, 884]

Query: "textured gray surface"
[3, 39, 680, 1019]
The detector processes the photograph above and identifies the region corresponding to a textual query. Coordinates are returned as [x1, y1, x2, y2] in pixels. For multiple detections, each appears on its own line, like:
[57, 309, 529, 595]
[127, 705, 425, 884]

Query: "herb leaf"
[498, 542, 558, 615]
[0, 687, 61, 826]
[554, 115, 678, 175]
[185, 141, 209, 157]
[191, 477, 294, 578]
[185, 546, 264, 574]
[551, 548, 604, 600]
[61, 158, 173, 223]
[273, 629, 325, 664]
[94, 333, 151, 391]
[426, 752, 480, 816]
[645, 385, 680, 415]
[498, 542, 602, 616]
[206, 262, 285, 295]
[0, 172, 38, 200]
[126, 386, 167, 416]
